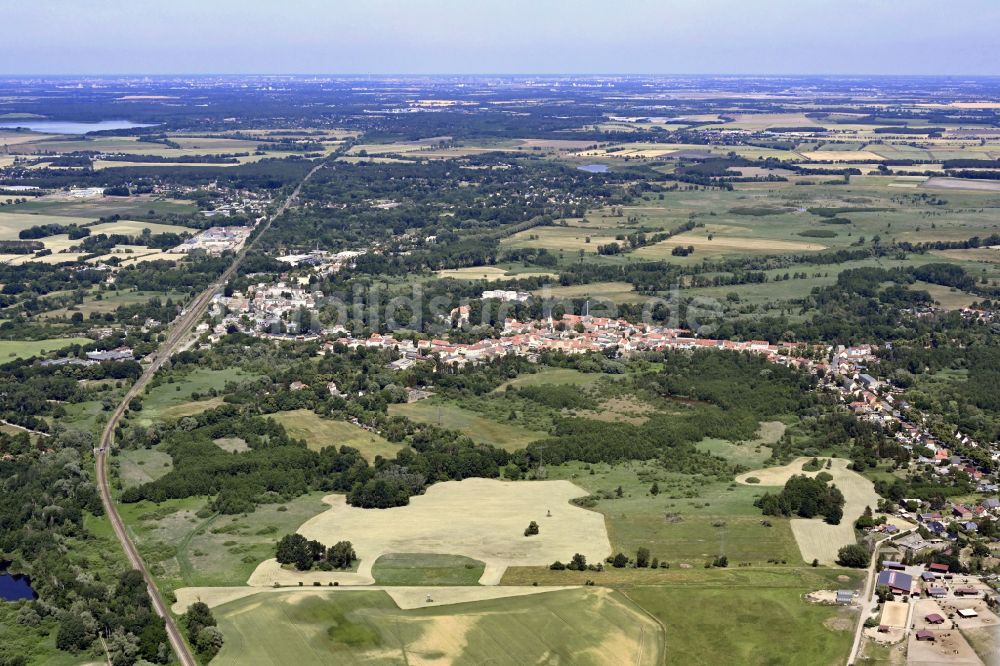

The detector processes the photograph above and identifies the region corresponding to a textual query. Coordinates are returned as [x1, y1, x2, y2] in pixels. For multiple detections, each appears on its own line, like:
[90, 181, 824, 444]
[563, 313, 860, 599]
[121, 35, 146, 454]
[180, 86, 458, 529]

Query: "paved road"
[95, 163, 323, 666]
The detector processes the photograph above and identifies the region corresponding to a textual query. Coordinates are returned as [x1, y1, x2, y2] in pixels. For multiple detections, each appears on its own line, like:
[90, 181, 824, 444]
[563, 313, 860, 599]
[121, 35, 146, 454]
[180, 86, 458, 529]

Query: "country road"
[95, 162, 323, 666]
[846, 529, 912, 665]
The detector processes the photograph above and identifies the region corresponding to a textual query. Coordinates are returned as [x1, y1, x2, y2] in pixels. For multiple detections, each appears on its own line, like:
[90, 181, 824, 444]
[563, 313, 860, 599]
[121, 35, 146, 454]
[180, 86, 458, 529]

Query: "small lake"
[0, 567, 37, 601]
[0, 120, 155, 135]
[577, 164, 609, 173]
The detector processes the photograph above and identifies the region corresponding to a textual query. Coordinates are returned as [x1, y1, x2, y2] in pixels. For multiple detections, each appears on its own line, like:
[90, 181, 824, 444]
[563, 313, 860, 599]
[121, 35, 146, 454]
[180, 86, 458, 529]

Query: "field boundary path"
[95, 162, 324, 666]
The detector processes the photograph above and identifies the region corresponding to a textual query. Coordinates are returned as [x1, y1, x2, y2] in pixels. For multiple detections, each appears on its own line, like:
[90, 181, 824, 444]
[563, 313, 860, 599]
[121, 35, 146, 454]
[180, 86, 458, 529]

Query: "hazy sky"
[3, 0, 1000, 76]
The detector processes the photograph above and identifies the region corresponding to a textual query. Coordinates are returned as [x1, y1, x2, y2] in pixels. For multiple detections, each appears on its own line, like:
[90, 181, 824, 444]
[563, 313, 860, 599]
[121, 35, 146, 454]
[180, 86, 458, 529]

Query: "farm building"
[920, 572, 936, 582]
[954, 587, 979, 597]
[927, 587, 947, 598]
[928, 562, 949, 574]
[877, 570, 913, 595]
[957, 608, 978, 619]
[924, 613, 945, 624]
[836, 590, 854, 605]
[882, 560, 906, 571]
[915, 630, 935, 642]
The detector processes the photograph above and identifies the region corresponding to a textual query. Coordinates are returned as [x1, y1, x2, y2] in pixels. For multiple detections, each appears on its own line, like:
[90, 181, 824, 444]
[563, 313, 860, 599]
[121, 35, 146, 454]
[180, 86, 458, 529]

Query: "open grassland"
[270, 409, 403, 462]
[545, 459, 801, 566]
[0, 337, 91, 361]
[626, 569, 857, 666]
[213, 437, 250, 453]
[371, 553, 486, 586]
[88, 219, 192, 236]
[695, 420, 786, 468]
[436, 265, 557, 281]
[254, 479, 611, 587]
[0, 212, 97, 240]
[532, 280, 646, 304]
[61, 399, 114, 436]
[913, 281, 980, 310]
[496, 366, 603, 390]
[635, 228, 828, 259]
[7, 195, 195, 218]
[388, 400, 547, 451]
[211, 587, 663, 666]
[117, 448, 173, 489]
[498, 566, 859, 665]
[41, 288, 187, 319]
[119, 492, 331, 592]
[138, 367, 254, 424]
[680, 254, 958, 311]
[501, 225, 623, 254]
[498, 179, 1000, 272]
[737, 457, 880, 564]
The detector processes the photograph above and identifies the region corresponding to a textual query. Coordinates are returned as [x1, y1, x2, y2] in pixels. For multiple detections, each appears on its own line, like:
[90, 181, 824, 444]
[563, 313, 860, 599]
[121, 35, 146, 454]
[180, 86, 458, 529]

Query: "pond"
[0, 561, 37, 601]
[0, 120, 156, 134]
[577, 164, 609, 173]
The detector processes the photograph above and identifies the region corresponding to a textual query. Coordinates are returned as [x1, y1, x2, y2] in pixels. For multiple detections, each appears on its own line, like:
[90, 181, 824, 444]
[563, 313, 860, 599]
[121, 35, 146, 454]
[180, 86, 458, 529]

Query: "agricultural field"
[501, 224, 624, 254]
[209, 587, 663, 666]
[249, 478, 611, 587]
[371, 553, 485, 586]
[270, 409, 403, 461]
[436, 265, 557, 281]
[0, 336, 91, 361]
[388, 400, 547, 451]
[626, 567, 858, 666]
[5, 195, 196, 218]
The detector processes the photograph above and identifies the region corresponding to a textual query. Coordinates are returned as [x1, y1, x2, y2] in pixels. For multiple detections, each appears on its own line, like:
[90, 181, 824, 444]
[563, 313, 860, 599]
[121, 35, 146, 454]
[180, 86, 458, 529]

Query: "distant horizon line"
[2, 72, 1000, 79]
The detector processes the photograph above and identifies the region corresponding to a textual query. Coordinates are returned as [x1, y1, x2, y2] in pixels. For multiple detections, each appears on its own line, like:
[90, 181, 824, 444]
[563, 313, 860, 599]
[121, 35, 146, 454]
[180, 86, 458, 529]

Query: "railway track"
[94, 163, 322, 665]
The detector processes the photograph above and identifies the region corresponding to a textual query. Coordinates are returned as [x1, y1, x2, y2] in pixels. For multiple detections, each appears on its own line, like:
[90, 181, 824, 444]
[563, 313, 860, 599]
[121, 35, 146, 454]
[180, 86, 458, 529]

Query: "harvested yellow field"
[0, 131, 55, 146]
[801, 150, 885, 161]
[923, 177, 1000, 192]
[171, 584, 577, 614]
[919, 102, 1000, 109]
[515, 138, 595, 151]
[635, 231, 827, 257]
[737, 457, 879, 564]
[89, 220, 192, 236]
[437, 266, 557, 281]
[93, 160, 235, 170]
[250, 478, 610, 587]
[931, 248, 1000, 264]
